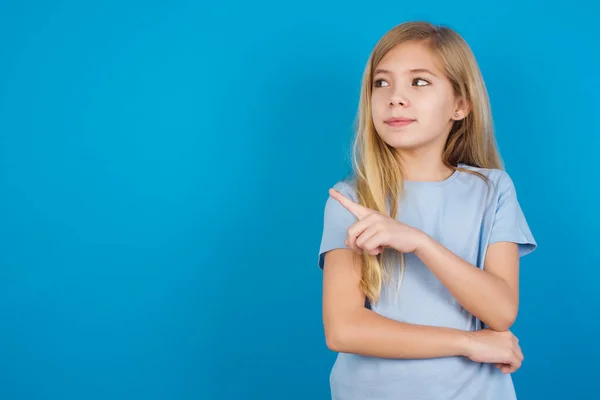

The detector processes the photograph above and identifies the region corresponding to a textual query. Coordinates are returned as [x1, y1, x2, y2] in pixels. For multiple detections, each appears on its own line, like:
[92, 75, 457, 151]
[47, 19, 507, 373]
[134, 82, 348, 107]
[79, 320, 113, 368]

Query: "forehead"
[375, 41, 444, 75]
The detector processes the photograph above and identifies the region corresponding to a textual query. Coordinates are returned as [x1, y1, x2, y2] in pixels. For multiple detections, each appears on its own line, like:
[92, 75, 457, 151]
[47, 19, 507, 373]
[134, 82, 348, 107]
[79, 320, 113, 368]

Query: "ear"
[453, 97, 471, 121]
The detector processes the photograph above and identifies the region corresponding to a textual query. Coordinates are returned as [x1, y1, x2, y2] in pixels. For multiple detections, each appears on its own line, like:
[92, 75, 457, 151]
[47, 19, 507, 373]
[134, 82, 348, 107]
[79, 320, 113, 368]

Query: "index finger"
[329, 188, 373, 219]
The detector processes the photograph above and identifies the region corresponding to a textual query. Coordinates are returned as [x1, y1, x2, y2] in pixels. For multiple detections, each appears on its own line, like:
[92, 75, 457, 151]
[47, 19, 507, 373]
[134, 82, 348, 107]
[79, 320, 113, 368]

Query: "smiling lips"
[385, 117, 416, 127]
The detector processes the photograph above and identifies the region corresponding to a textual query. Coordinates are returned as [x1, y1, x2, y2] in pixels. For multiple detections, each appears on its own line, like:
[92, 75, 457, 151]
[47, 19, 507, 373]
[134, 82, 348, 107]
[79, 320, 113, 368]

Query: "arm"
[409, 172, 535, 332]
[414, 238, 520, 332]
[326, 180, 525, 334]
[322, 248, 471, 358]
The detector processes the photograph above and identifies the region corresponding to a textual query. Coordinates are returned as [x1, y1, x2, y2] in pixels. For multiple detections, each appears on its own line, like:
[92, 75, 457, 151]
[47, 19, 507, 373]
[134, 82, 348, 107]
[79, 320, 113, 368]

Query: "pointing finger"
[329, 188, 373, 220]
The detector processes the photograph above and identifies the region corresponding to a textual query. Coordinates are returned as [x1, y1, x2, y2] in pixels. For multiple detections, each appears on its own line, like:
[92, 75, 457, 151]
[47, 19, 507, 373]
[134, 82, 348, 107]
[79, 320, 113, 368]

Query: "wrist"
[459, 330, 476, 358]
[414, 230, 433, 255]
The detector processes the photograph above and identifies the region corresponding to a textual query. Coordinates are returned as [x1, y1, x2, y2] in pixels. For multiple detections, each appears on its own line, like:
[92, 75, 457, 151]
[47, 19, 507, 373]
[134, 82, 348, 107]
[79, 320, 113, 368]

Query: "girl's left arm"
[414, 237, 519, 332]
[328, 174, 535, 333]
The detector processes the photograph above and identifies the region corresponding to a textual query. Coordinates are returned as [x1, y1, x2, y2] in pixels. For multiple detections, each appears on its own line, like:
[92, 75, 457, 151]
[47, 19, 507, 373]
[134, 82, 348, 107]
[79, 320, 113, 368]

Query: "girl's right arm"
[322, 248, 523, 372]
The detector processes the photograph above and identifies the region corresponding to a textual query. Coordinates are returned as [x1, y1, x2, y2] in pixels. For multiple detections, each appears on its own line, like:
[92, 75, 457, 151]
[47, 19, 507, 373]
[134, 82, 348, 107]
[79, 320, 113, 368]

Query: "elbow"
[324, 307, 366, 352]
[486, 306, 518, 332]
[325, 317, 358, 352]
[325, 326, 347, 352]
[487, 319, 513, 332]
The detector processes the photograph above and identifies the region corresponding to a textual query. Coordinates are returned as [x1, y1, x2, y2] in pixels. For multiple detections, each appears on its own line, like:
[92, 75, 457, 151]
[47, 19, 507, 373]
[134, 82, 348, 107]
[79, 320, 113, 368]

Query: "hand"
[329, 188, 427, 255]
[464, 328, 524, 374]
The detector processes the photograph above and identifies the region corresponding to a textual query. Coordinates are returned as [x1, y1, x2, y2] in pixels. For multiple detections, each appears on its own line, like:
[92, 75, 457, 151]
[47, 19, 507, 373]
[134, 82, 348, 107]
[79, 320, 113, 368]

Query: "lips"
[385, 117, 416, 127]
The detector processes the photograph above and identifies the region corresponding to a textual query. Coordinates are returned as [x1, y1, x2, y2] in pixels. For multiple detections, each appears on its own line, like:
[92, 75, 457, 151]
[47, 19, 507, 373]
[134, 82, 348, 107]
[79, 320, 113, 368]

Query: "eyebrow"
[373, 68, 439, 78]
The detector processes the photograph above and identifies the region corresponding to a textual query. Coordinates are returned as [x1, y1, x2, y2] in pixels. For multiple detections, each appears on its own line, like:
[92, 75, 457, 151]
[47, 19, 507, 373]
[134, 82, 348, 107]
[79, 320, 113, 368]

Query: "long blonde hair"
[351, 21, 503, 304]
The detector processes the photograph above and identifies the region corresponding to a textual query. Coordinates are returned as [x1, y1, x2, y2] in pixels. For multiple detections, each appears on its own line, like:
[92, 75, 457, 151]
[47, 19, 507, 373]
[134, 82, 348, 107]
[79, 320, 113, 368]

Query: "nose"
[389, 89, 410, 108]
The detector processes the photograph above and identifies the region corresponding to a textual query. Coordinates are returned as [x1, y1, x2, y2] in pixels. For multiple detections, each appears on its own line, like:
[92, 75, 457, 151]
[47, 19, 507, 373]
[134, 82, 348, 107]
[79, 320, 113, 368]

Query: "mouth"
[385, 118, 416, 127]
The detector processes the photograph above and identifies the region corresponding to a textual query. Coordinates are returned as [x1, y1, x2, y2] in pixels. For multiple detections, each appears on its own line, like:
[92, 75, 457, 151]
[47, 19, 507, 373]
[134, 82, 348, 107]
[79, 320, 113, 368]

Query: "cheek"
[370, 94, 387, 121]
[371, 91, 385, 109]
[417, 91, 454, 122]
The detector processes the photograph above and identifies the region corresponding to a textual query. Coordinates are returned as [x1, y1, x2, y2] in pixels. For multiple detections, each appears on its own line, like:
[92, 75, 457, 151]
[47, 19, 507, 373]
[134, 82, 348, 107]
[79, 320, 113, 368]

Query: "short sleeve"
[317, 181, 358, 269]
[488, 172, 537, 257]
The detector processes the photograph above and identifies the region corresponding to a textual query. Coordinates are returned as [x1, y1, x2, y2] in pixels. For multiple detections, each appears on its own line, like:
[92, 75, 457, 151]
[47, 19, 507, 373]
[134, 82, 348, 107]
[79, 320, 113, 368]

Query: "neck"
[397, 147, 454, 182]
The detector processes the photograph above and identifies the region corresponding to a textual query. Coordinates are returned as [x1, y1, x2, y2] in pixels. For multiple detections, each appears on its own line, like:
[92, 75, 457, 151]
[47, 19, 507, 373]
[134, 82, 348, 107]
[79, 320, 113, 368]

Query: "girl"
[317, 21, 537, 400]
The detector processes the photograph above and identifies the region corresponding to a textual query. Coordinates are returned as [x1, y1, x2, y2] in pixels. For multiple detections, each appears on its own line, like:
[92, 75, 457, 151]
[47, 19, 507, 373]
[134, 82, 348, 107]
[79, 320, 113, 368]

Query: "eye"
[412, 77, 430, 87]
[373, 79, 389, 88]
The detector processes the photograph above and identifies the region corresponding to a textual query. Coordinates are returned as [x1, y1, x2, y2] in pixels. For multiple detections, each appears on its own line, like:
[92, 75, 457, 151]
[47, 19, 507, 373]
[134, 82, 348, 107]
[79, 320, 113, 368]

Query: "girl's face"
[370, 41, 467, 152]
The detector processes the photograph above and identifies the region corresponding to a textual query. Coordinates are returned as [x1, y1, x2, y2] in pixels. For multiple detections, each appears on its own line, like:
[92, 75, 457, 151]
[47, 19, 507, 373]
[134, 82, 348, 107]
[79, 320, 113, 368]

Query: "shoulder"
[330, 179, 359, 201]
[320, 179, 360, 241]
[456, 163, 514, 193]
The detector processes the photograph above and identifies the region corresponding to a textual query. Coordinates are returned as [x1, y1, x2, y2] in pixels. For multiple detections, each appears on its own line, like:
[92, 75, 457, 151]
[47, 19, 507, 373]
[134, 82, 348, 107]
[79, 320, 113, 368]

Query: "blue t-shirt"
[317, 164, 537, 400]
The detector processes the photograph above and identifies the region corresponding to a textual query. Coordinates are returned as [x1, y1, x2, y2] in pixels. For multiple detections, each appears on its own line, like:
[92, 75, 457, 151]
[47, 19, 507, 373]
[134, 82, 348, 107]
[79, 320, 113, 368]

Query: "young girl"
[317, 21, 537, 400]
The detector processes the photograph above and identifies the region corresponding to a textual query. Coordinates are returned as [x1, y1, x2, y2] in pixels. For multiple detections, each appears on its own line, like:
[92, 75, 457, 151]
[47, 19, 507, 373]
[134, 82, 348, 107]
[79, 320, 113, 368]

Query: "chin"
[379, 134, 426, 151]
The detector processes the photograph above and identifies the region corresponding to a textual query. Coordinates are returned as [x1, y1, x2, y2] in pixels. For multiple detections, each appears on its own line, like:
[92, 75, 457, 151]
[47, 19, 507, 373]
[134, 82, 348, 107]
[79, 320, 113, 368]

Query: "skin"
[371, 40, 469, 181]
[322, 40, 523, 374]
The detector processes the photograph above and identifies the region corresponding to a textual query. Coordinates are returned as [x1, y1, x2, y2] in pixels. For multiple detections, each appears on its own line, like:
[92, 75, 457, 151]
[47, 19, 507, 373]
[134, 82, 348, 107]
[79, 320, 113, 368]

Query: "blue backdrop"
[0, 1, 597, 399]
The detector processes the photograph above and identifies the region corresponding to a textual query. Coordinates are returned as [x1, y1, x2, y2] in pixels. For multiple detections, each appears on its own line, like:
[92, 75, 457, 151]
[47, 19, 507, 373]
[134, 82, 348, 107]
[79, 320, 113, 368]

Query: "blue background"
[0, 1, 597, 399]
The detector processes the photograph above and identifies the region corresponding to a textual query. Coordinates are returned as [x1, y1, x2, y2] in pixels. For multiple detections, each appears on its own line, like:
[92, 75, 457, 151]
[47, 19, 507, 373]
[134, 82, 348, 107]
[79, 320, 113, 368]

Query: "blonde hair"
[350, 21, 503, 304]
